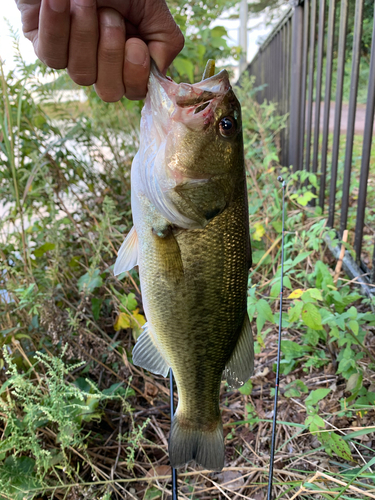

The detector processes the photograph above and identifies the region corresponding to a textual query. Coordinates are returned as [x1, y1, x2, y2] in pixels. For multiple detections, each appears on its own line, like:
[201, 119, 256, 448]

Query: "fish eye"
[219, 116, 236, 137]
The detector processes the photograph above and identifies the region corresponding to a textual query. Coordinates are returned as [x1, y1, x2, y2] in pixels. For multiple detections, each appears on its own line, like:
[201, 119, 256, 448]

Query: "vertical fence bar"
[262, 47, 265, 102]
[305, 0, 317, 172]
[311, 0, 326, 190]
[289, 2, 304, 171]
[299, 0, 310, 172]
[354, 5, 375, 266]
[276, 31, 281, 113]
[282, 24, 287, 166]
[281, 23, 287, 165]
[271, 36, 275, 100]
[265, 44, 268, 101]
[319, 0, 336, 210]
[272, 36, 276, 101]
[340, 0, 364, 236]
[285, 19, 291, 166]
[328, 0, 348, 227]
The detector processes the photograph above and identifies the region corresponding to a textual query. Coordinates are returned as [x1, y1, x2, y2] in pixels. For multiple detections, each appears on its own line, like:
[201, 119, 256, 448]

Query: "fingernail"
[100, 10, 124, 27]
[126, 44, 148, 67]
[48, 0, 67, 13]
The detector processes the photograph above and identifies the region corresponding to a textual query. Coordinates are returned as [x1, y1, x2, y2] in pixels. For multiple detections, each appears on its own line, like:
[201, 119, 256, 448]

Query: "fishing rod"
[267, 176, 286, 500]
[169, 369, 178, 500]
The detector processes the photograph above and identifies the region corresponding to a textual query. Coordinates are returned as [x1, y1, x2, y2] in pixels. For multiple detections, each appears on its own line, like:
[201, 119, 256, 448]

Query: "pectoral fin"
[172, 179, 227, 228]
[224, 314, 254, 389]
[132, 323, 170, 377]
[152, 226, 184, 283]
[114, 226, 138, 276]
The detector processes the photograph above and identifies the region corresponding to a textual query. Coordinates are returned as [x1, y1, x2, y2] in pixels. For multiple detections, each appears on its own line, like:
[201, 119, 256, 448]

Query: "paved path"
[311, 102, 372, 135]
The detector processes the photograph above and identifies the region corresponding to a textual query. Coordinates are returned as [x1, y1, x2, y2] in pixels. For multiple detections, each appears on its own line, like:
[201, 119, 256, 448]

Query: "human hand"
[15, 0, 184, 102]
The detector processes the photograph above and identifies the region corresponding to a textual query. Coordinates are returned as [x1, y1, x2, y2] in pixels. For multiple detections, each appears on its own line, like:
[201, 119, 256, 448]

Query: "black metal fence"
[246, 0, 375, 289]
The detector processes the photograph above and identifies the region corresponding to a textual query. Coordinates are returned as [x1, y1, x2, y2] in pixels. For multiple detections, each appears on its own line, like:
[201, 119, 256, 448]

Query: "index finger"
[16, 0, 71, 68]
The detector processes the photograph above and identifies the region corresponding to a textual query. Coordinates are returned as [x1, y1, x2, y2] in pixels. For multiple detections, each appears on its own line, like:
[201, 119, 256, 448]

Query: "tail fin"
[169, 415, 224, 471]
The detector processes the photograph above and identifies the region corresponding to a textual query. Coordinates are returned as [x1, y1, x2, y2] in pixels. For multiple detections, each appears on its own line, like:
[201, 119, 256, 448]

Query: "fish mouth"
[149, 62, 232, 128]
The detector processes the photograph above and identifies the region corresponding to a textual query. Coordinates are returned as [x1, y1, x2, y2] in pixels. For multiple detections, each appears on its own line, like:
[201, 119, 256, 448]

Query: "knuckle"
[175, 30, 185, 52]
[71, 29, 98, 46]
[99, 48, 124, 65]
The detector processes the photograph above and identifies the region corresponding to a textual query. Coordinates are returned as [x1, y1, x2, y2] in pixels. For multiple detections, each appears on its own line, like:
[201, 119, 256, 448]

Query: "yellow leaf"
[288, 289, 304, 299]
[132, 311, 146, 340]
[114, 312, 131, 331]
[115, 309, 146, 335]
[253, 223, 265, 241]
[132, 311, 146, 328]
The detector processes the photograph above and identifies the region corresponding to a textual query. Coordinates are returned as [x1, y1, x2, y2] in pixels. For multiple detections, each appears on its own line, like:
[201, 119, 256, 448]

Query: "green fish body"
[115, 64, 254, 471]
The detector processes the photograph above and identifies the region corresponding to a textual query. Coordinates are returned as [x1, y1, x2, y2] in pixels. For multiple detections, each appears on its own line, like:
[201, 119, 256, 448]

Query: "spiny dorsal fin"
[224, 313, 254, 389]
[132, 323, 170, 377]
[114, 226, 138, 276]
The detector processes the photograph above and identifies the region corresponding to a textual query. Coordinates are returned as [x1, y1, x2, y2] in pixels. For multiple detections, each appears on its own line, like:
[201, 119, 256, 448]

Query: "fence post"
[289, 1, 304, 171]
[339, 0, 364, 236]
[354, 4, 375, 268]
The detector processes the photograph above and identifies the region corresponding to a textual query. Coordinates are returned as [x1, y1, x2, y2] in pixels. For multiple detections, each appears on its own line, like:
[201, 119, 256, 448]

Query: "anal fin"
[224, 313, 254, 389]
[132, 323, 170, 377]
[114, 226, 138, 276]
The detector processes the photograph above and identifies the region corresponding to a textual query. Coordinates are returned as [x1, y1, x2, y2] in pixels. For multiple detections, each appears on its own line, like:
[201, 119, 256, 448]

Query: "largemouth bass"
[114, 61, 254, 471]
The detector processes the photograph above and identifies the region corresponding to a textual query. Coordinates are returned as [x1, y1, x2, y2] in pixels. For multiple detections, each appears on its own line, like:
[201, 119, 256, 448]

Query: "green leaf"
[120, 292, 138, 312]
[292, 191, 317, 206]
[211, 26, 227, 38]
[303, 328, 320, 347]
[272, 220, 282, 233]
[292, 251, 312, 266]
[1, 456, 41, 500]
[263, 152, 279, 168]
[173, 56, 194, 83]
[33, 242, 55, 257]
[288, 300, 303, 323]
[301, 303, 322, 330]
[102, 382, 123, 396]
[239, 379, 253, 395]
[305, 414, 325, 428]
[144, 486, 162, 500]
[284, 379, 308, 398]
[4, 455, 35, 475]
[320, 431, 353, 461]
[302, 288, 323, 301]
[281, 340, 306, 360]
[77, 269, 103, 293]
[348, 319, 359, 335]
[256, 299, 274, 323]
[305, 388, 331, 407]
[284, 387, 300, 397]
[91, 297, 102, 320]
[346, 373, 363, 393]
[210, 36, 227, 49]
